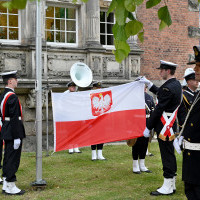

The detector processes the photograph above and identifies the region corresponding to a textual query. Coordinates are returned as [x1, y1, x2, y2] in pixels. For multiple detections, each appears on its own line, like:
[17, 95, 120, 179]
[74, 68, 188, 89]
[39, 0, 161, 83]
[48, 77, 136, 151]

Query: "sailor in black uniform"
[0, 71, 26, 195]
[175, 46, 200, 200]
[177, 68, 199, 130]
[138, 60, 182, 195]
[132, 87, 155, 173]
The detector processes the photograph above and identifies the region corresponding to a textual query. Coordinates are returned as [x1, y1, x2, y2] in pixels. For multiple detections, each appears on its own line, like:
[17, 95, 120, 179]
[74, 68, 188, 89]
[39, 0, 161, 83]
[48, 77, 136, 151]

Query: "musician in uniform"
[90, 81, 106, 161]
[138, 60, 182, 195]
[132, 86, 154, 173]
[0, 71, 25, 195]
[177, 68, 199, 130]
[0, 115, 3, 185]
[175, 46, 200, 200]
[64, 81, 82, 154]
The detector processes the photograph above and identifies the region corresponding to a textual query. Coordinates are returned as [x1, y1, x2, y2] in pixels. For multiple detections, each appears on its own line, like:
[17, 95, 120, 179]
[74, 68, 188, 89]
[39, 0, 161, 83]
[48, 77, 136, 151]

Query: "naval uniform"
[132, 92, 155, 160]
[147, 78, 182, 178]
[181, 91, 200, 199]
[0, 88, 26, 182]
[177, 87, 196, 130]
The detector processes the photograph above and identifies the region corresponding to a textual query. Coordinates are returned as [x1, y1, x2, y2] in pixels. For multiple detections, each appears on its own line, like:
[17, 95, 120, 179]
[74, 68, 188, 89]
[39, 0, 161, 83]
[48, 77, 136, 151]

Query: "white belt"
[4, 117, 22, 121]
[183, 139, 200, 151]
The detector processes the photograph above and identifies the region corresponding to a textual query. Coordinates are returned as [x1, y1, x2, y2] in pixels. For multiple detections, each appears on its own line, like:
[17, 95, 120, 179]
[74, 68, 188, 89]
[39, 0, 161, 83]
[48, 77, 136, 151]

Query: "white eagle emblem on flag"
[90, 91, 112, 116]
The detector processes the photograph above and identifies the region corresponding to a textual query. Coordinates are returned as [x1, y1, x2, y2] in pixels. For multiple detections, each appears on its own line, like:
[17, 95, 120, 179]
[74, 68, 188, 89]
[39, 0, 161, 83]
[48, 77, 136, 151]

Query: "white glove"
[14, 139, 21, 150]
[173, 137, 182, 154]
[143, 127, 150, 138]
[136, 76, 153, 89]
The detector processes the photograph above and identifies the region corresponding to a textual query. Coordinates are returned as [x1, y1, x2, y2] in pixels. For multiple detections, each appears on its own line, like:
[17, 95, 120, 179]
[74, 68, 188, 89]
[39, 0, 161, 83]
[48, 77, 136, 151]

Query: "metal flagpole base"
[31, 179, 47, 191]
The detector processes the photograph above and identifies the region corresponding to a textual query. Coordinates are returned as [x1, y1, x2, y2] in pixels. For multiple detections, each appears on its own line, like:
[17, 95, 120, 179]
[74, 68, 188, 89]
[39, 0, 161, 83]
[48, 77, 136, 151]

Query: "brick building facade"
[137, 0, 199, 81]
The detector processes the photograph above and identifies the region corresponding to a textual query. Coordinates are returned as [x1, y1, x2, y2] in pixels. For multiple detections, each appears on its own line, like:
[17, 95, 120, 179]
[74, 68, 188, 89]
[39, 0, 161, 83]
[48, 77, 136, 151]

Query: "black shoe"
[173, 189, 176, 194]
[0, 181, 3, 185]
[2, 190, 5, 194]
[133, 171, 141, 174]
[149, 153, 154, 156]
[150, 190, 173, 196]
[68, 152, 74, 154]
[142, 169, 152, 173]
[5, 190, 25, 195]
[75, 151, 82, 153]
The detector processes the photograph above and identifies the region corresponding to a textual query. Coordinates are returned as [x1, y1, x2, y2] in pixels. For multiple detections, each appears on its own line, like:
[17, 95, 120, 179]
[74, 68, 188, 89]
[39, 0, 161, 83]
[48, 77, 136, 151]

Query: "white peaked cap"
[183, 68, 195, 78]
[0, 70, 17, 76]
[160, 60, 177, 67]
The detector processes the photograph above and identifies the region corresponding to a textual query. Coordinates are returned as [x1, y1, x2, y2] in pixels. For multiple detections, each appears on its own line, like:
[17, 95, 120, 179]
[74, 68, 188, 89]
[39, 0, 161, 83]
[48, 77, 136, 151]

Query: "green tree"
[3, 0, 200, 62]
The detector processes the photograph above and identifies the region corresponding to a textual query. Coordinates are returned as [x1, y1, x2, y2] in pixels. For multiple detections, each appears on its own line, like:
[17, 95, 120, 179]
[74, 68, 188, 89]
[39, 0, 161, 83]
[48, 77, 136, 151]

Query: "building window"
[100, 11, 114, 46]
[0, 2, 19, 42]
[45, 6, 77, 45]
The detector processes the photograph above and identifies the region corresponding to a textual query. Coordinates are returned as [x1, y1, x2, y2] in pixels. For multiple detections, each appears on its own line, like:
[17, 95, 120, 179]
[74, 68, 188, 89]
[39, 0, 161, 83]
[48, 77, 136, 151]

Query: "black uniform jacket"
[145, 92, 155, 120]
[0, 88, 26, 140]
[177, 87, 195, 129]
[147, 78, 182, 135]
[182, 91, 200, 185]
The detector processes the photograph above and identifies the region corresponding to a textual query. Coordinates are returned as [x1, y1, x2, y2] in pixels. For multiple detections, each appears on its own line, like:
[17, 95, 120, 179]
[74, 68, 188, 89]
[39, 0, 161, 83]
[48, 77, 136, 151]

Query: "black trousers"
[185, 182, 200, 200]
[0, 139, 3, 169]
[158, 137, 177, 178]
[132, 136, 149, 160]
[2, 140, 22, 182]
[91, 143, 104, 150]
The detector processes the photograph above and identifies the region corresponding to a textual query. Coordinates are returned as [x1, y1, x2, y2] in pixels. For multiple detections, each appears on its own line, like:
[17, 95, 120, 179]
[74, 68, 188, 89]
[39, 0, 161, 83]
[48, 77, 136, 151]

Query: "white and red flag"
[52, 82, 146, 152]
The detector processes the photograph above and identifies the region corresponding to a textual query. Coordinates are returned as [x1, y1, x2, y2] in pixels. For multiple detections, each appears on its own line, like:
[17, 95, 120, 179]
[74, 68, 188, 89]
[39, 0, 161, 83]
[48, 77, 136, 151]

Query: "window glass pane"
[100, 23, 105, 33]
[100, 12, 105, 22]
[107, 23, 113, 34]
[0, 2, 7, 13]
[0, 27, 7, 39]
[46, 18, 54, 30]
[9, 8, 18, 14]
[55, 7, 65, 19]
[107, 13, 114, 23]
[0, 14, 7, 26]
[46, 31, 54, 42]
[100, 35, 105, 45]
[56, 31, 65, 43]
[66, 8, 75, 19]
[46, 6, 54, 18]
[55, 19, 65, 31]
[66, 20, 75, 31]
[9, 28, 18, 40]
[9, 15, 18, 27]
[107, 35, 114, 45]
[67, 32, 76, 43]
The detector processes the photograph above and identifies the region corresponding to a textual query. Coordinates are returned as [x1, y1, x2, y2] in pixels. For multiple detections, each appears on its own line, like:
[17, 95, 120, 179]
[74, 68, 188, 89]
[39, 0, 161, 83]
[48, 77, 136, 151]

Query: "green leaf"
[10, 0, 27, 9]
[114, 40, 130, 56]
[113, 49, 127, 63]
[146, 0, 161, 9]
[115, 0, 128, 25]
[138, 31, 144, 42]
[135, 0, 144, 6]
[81, 0, 89, 2]
[112, 23, 128, 41]
[2, 2, 14, 10]
[198, 0, 200, 2]
[125, 20, 143, 37]
[127, 12, 135, 20]
[158, 6, 172, 26]
[159, 20, 167, 31]
[107, 0, 117, 16]
[124, 0, 136, 12]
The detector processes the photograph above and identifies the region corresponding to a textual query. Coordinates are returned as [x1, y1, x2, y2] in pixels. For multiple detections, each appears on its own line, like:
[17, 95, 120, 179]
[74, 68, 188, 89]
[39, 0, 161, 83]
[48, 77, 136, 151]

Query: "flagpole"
[31, 0, 46, 188]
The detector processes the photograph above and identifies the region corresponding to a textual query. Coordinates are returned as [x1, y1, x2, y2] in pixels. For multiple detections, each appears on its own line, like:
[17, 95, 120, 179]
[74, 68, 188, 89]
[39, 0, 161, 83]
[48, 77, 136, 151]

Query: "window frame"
[100, 10, 115, 50]
[0, 3, 21, 44]
[45, 4, 78, 47]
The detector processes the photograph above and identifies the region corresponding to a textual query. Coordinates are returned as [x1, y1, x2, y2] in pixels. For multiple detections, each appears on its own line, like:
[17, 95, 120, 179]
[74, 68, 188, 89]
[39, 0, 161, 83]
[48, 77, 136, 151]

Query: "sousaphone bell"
[70, 62, 93, 87]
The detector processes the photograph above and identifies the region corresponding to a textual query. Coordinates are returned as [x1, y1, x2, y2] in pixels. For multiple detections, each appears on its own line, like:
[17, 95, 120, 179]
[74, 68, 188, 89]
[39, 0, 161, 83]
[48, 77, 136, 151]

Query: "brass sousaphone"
[70, 62, 93, 87]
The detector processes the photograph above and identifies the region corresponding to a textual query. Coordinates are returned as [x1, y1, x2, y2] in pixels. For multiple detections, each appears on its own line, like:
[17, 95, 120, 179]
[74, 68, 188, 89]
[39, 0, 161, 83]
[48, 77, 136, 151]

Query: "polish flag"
[52, 82, 146, 152]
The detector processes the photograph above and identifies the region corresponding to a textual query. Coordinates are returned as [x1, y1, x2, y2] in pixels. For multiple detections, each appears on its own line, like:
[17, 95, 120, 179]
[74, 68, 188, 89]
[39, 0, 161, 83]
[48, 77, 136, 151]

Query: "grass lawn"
[1, 142, 187, 200]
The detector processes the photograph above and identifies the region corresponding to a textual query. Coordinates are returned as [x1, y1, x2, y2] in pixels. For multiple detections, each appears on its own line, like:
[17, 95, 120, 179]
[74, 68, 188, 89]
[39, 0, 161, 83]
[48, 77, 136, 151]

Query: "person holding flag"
[138, 60, 182, 196]
[90, 81, 106, 161]
[0, 71, 26, 195]
[64, 81, 82, 154]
